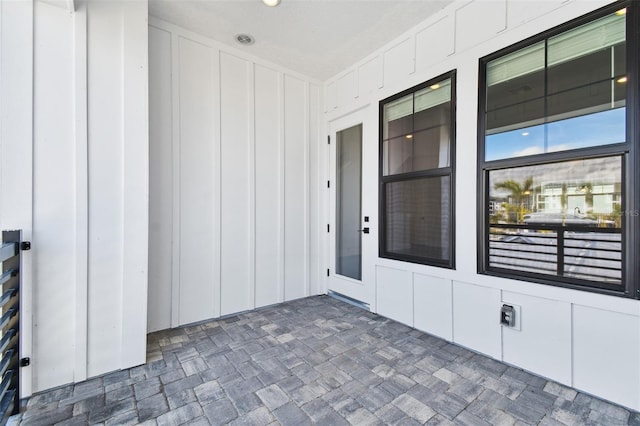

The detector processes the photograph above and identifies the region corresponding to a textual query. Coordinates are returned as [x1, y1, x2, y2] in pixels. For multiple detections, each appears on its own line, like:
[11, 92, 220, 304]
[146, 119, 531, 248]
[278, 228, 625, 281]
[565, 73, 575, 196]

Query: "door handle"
[359, 227, 370, 234]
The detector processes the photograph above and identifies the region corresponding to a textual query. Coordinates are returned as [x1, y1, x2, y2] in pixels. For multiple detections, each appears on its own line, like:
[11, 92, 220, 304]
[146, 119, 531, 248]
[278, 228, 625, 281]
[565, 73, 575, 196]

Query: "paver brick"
[272, 402, 312, 426]
[166, 388, 197, 410]
[137, 393, 170, 422]
[156, 402, 203, 426]
[134, 377, 162, 401]
[256, 384, 290, 410]
[346, 407, 380, 425]
[105, 384, 133, 404]
[393, 394, 436, 423]
[88, 399, 136, 424]
[202, 398, 238, 425]
[21, 405, 73, 426]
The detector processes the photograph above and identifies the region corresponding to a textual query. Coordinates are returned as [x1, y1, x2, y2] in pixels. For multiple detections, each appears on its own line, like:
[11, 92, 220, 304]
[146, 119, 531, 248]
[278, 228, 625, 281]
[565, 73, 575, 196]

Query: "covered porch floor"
[14, 296, 640, 425]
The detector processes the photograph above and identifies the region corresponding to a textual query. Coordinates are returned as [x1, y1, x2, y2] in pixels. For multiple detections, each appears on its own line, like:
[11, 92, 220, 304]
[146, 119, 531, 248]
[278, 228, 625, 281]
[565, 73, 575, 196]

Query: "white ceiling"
[149, 0, 454, 81]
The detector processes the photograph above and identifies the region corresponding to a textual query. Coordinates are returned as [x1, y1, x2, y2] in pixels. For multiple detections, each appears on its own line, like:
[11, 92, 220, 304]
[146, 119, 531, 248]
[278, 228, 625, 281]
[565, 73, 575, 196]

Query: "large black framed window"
[380, 71, 456, 268]
[478, 1, 639, 297]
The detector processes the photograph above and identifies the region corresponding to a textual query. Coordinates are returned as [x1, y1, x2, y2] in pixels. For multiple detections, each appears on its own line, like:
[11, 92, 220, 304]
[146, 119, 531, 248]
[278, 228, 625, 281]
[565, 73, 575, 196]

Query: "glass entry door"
[336, 125, 362, 280]
[328, 109, 375, 306]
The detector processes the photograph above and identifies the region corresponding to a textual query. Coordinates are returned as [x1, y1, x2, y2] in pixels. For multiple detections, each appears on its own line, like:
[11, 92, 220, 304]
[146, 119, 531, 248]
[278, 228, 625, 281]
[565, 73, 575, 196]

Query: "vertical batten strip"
[278, 72, 286, 303]
[212, 48, 222, 319]
[121, 0, 149, 369]
[170, 33, 180, 327]
[304, 82, 310, 297]
[248, 63, 256, 310]
[409, 35, 417, 75]
[73, 2, 88, 383]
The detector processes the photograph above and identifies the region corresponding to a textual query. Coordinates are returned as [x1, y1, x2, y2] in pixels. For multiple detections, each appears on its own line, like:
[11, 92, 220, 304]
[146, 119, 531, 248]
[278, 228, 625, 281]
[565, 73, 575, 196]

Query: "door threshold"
[328, 290, 370, 311]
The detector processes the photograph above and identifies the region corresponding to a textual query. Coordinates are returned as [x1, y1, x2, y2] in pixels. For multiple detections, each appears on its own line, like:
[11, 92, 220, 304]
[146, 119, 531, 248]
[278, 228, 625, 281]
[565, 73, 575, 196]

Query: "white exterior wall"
[1, 0, 34, 398]
[147, 19, 324, 331]
[2, 0, 149, 394]
[323, 0, 640, 411]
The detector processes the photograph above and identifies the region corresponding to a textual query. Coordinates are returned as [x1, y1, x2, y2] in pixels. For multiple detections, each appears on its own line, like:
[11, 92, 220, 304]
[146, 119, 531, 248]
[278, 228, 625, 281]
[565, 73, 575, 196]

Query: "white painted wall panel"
[148, 26, 173, 333]
[415, 17, 454, 72]
[25, 0, 149, 393]
[87, 1, 125, 377]
[413, 274, 452, 341]
[178, 38, 218, 325]
[32, 1, 76, 390]
[507, 0, 566, 26]
[358, 56, 383, 97]
[148, 19, 321, 335]
[455, 0, 507, 52]
[336, 71, 357, 108]
[452, 282, 501, 359]
[220, 52, 252, 315]
[573, 305, 640, 410]
[254, 65, 282, 308]
[502, 292, 571, 385]
[383, 38, 414, 88]
[2, 0, 35, 397]
[326, 81, 337, 112]
[284, 75, 308, 301]
[376, 266, 413, 326]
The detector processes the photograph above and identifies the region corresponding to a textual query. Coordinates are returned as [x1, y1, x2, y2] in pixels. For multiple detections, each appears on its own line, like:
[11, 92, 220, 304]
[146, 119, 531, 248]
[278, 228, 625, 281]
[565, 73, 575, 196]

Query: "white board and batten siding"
[148, 19, 324, 332]
[13, 0, 149, 394]
[324, 0, 640, 411]
[1, 0, 34, 398]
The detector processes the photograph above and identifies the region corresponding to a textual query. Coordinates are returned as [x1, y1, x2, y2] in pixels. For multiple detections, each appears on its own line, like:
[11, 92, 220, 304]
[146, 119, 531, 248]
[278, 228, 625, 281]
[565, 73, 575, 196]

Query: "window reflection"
[489, 157, 622, 228]
[486, 108, 626, 161]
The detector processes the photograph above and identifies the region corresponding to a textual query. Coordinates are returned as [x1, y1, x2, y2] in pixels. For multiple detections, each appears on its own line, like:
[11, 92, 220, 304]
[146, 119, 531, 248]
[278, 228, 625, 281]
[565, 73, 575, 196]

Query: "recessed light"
[430, 84, 440, 90]
[615, 8, 626, 16]
[235, 34, 255, 45]
[522, 132, 529, 136]
[406, 134, 413, 139]
[617, 76, 628, 84]
[263, 0, 281, 6]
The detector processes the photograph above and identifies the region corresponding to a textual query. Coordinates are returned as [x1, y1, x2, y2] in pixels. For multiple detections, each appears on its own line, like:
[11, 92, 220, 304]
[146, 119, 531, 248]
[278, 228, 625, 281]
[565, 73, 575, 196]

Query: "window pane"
[488, 156, 622, 285]
[383, 80, 451, 175]
[547, 12, 625, 68]
[545, 107, 626, 149]
[484, 10, 627, 162]
[547, 81, 622, 119]
[383, 136, 413, 175]
[414, 79, 451, 116]
[413, 126, 450, 169]
[486, 107, 626, 161]
[486, 97, 545, 134]
[486, 122, 545, 161]
[489, 156, 622, 226]
[547, 48, 613, 95]
[414, 100, 450, 132]
[487, 42, 545, 88]
[383, 94, 413, 140]
[385, 176, 450, 262]
[336, 125, 362, 280]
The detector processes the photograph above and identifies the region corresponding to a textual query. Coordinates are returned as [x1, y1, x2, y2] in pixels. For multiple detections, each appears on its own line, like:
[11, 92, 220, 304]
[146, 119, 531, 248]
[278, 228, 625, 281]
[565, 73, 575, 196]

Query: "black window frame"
[379, 70, 457, 269]
[477, 0, 640, 298]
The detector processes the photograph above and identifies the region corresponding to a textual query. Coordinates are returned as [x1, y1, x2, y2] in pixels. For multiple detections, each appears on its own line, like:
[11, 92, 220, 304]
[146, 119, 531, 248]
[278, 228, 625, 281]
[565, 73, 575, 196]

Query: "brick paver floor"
[13, 295, 640, 425]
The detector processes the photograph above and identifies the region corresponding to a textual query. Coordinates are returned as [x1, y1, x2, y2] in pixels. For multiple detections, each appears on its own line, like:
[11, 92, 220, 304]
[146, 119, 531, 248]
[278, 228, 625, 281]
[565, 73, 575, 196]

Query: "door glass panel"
[336, 125, 362, 280]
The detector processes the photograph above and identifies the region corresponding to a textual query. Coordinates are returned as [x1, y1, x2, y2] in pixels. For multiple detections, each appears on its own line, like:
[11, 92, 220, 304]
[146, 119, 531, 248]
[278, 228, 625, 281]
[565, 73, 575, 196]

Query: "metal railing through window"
[489, 223, 622, 285]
